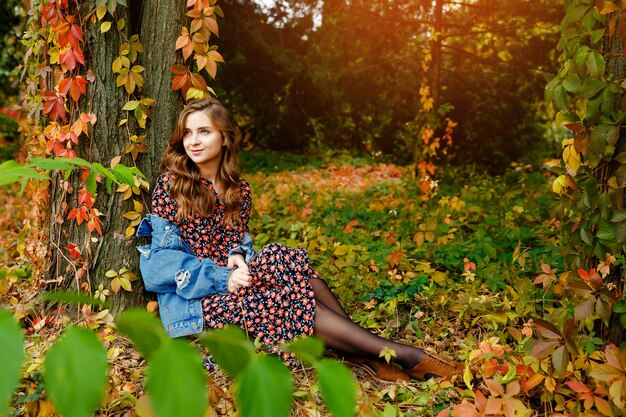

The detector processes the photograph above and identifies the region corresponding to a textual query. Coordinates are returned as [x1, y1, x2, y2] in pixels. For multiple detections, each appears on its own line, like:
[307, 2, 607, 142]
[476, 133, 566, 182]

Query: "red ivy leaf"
[65, 243, 83, 260]
[386, 250, 406, 267]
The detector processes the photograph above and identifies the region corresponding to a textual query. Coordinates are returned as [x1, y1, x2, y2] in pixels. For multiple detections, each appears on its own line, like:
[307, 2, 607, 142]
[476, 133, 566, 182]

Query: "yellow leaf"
[125, 226, 135, 238]
[186, 87, 208, 100]
[105, 269, 118, 278]
[101, 21, 112, 33]
[552, 175, 568, 195]
[120, 277, 132, 291]
[96, 5, 107, 20]
[110, 155, 121, 168]
[117, 18, 125, 31]
[123, 211, 141, 221]
[563, 145, 581, 173]
[463, 365, 473, 389]
[111, 277, 121, 293]
[133, 199, 144, 212]
[48, 47, 60, 65]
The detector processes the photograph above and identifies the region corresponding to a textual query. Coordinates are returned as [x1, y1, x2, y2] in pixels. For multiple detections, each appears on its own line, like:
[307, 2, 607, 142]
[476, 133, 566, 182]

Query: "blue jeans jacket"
[136, 214, 256, 337]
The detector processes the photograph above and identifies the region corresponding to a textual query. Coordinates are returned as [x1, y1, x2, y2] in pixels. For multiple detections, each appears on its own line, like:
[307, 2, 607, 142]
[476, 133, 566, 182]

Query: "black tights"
[308, 278, 424, 368]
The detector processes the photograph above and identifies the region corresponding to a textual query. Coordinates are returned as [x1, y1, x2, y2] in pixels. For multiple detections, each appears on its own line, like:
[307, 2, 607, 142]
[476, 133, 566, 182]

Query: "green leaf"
[316, 359, 356, 417]
[106, 0, 117, 15]
[554, 84, 569, 111]
[615, 221, 626, 244]
[612, 209, 626, 223]
[614, 301, 626, 314]
[552, 345, 568, 376]
[596, 224, 615, 241]
[616, 165, 626, 187]
[596, 297, 611, 326]
[31, 156, 94, 172]
[0, 160, 48, 186]
[601, 88, 615, 116]
[591, 28, 604, 44]
[85, 170, 98, 195]
[574, 45, 591, 72]
[44, 327, 108, 417]
[590, 124, 619, 147]
[40, 291, 110, 308]
[199, 326, 254, 378]
[0, 310, 24, 417]
[146, 339, 207, 417]
[112, 164, 136, 186]
[237, 355, 293, 417]
[578, 78, 606, 99]
[562, 75, 582, 93]
[91, 162, 118, 183]
[283, 337, 324, 366]
[122, 100, 140, 111]
[482, 243, 497, 260]
[115, 309, 168, 361]
[579, 227, 591, 246]
[544, 77, 560, 102]
[586, 51, 605, 78]
[564, 5, 591, 26]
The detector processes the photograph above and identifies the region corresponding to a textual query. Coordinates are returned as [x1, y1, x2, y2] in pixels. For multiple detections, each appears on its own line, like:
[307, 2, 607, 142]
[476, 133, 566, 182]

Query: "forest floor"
[1, 153, 563, 416]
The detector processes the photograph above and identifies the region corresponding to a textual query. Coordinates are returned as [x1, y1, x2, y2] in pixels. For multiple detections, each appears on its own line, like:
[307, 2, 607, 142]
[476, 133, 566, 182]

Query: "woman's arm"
[137, 214, 233, 299]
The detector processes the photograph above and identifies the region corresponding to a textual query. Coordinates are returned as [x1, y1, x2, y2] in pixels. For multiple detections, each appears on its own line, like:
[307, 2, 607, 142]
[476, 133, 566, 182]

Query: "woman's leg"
[309, 277, 350, 318]
[313, 303, 462, 380]
[313, 302, 424, 368]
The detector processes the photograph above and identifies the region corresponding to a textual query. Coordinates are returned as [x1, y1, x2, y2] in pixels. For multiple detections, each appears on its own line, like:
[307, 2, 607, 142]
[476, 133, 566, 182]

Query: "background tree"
[215, 0, 561, 171]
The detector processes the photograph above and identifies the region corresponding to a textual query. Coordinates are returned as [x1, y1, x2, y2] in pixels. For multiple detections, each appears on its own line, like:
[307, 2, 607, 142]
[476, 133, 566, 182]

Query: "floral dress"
[151, 172, 317, 367]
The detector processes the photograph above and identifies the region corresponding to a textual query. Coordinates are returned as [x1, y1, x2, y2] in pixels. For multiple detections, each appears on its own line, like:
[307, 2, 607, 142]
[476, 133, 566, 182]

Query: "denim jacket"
[136, 214, 256, 338]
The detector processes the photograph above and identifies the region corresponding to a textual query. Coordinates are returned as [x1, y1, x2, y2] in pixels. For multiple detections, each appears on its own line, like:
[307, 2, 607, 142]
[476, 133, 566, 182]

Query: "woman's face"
[182, 110, 224, 176]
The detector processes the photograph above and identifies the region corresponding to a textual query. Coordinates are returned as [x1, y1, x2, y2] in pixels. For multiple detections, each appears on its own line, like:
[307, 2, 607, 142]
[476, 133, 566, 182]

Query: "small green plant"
[0, 307, 357, 417]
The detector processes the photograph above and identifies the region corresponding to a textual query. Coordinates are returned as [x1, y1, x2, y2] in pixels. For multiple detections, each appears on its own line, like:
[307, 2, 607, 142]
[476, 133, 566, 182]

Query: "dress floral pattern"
[151, 172, 317, 368]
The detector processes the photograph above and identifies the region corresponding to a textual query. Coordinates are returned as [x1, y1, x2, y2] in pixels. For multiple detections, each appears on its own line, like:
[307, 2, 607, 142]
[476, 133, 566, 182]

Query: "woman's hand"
[227, 254, 249, 275]
[227, 254, 251, 292]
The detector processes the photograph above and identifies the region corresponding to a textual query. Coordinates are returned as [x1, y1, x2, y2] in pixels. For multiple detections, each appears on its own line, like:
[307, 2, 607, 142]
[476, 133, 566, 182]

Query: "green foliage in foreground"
[0, 307, 356, 417]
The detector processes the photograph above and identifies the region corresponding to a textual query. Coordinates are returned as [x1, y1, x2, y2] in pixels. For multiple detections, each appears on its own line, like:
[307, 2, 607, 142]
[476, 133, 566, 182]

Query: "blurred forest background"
[1, 0, 563, 170]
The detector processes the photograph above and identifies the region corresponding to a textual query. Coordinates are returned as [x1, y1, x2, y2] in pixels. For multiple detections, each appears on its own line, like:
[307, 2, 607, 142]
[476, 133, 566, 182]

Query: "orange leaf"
[594, 396, 614, 416]
[604, 344, 626, 371]
[386, 250, 406, 267]
[566, 380, 591, 393]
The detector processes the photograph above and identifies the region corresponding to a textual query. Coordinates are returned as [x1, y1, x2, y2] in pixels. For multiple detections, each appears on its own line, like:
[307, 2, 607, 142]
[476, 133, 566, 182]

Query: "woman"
[138, 98, 462, 383]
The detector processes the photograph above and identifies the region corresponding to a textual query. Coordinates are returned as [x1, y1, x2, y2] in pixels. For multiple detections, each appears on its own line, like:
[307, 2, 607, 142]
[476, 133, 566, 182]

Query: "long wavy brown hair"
[159, 99, 243, 225]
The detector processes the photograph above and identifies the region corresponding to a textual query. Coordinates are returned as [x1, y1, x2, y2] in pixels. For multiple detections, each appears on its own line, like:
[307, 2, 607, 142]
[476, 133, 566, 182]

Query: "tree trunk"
[430, 0, 443, 108]
[46, 0, 185, 315]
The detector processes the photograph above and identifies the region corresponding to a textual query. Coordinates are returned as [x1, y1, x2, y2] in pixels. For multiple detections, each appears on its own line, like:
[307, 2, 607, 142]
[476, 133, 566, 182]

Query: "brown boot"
[343, 355, 410, 383]
[405, 351, 463, 381]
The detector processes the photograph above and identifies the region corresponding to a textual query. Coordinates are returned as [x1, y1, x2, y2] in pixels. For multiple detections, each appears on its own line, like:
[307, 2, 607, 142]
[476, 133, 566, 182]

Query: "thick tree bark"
[137, 0, 187, 177]
[46, 0, 185, 314]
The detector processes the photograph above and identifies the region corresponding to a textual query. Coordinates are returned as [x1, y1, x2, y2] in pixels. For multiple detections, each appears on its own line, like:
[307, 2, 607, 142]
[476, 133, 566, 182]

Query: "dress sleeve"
[151, 172, 178, 223]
